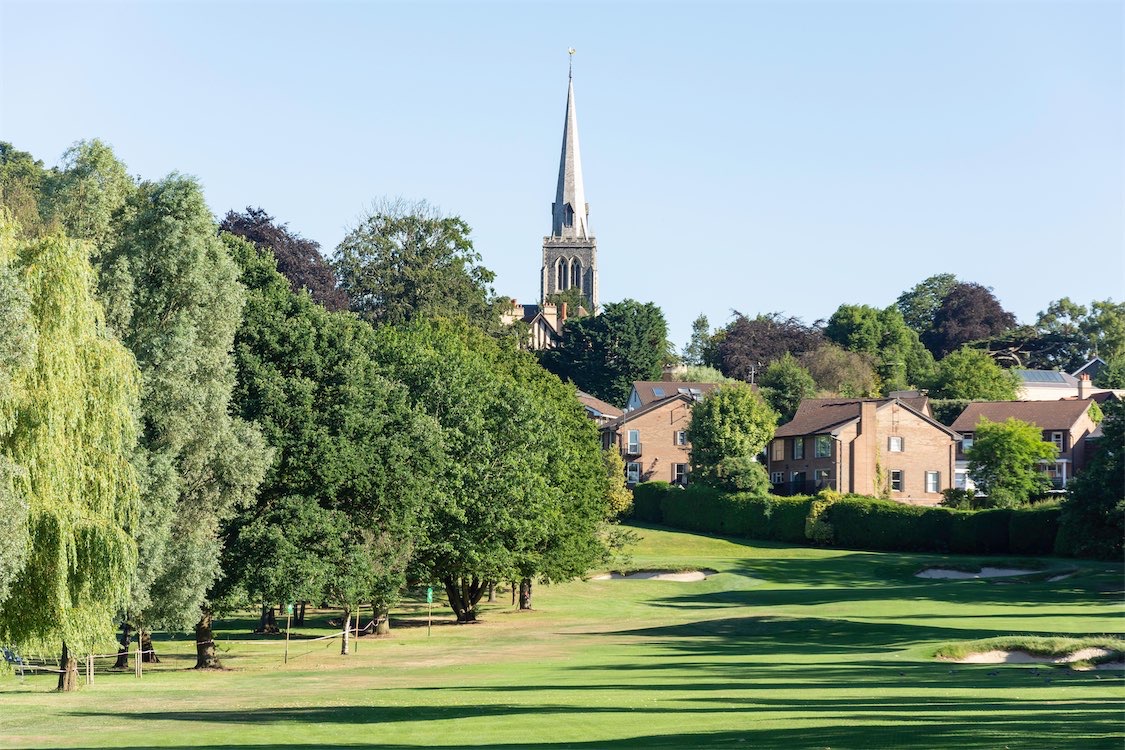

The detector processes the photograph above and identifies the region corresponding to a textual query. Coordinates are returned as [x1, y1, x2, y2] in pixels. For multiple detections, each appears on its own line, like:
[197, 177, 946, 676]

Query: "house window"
[890, 470, 904, 492]
[626, 462, 641, 484]
[793, 439, 804, 460]
[814, 469, 832, 486]
[1050, 432, 1064, 451]
[627, 429, 641, 454]
[888, 436, 904, 453]
[955, 471, 968, 490]
[771, 472, 784, 484]
[925, 471, 940, 493]
[771, 440, 784, 461]
[675, 430, 687, 446]
[673, 463, 688, 485]
[790, 471, 806, 484]
[961, 436, 974, 452]
[814, 435, 831, 458]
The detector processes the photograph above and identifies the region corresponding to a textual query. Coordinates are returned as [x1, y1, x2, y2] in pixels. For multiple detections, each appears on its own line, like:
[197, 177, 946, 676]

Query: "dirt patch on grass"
[590, 569, 717, 582]
[916, 567, 1035, 579]
[953, 647, 1114, 664]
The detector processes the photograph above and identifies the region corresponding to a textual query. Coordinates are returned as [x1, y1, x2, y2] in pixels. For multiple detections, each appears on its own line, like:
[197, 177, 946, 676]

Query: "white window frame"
[814, 469, 831, 483]
[627, 429, 641, 454]
[888, 435, 904, 453]
[770, 471, 784, 484]
[793, 439, 804, 460]
[625, 462, 641, 484]
[925, 471, 940, 493]
[890, 470, 904, 492]
[1050, 431, 1064, 451]
[673, 463, 688, 484]
[675, 430, 687, 446]
[814, 435, 831, 458]
[961, 436, 974, 452]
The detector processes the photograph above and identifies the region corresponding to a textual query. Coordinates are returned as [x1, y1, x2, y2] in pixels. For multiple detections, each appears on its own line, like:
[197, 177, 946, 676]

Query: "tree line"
[0, 140, 628, 690]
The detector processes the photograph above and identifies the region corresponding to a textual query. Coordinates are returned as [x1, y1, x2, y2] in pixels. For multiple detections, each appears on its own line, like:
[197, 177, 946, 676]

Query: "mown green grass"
[1, 522, 1122, 749]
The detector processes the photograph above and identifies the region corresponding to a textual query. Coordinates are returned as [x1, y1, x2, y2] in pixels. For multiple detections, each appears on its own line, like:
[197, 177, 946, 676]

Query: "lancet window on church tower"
[556, 257, 566, 291]
[571, 258, 582, 291]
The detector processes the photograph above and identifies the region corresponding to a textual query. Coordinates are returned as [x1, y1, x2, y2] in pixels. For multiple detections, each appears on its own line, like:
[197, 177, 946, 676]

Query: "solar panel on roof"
[1019, 370, 1068, 383]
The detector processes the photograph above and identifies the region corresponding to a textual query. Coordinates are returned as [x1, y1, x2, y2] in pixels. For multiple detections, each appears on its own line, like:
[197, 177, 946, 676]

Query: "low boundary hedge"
[631, 482, 1061, 555]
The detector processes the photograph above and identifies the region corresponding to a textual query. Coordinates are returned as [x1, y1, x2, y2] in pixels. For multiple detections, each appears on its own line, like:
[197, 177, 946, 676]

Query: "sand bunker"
[591, 569, 714, 582]
[954, 647, 1113, 665]
[916, 567, 1035, 580]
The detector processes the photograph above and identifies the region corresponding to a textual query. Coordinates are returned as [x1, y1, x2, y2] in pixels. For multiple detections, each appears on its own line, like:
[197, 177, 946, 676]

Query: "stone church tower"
[540, 66, 598, 311]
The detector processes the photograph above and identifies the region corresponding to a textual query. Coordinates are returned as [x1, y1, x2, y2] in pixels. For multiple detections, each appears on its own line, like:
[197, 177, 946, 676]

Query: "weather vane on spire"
[568, 47, 576, 78]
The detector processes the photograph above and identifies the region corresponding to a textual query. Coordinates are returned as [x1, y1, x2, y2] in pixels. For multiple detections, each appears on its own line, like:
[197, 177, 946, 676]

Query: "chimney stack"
[1078, 373, 1092, 400]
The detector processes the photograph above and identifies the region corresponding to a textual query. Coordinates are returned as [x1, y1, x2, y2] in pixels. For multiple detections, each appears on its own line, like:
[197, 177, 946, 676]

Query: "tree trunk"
[443, 576, 484, 622]
[374, 604, 390, 636]
[487, 582, 495, 602]
[340, 608, 351, 655]
[56, 642, 78, 692]
[257, 603, 279, 634]
[297, 601, 306, 626]
[194, 609, 223, 669]
[140, 629, 160, 663]
[510, 581, 516, 606]
[519, 578, 533, 610]
[114, 621, 132, 669]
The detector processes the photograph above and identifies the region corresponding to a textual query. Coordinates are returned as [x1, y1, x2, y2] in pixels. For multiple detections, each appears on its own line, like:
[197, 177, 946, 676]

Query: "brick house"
[602, 393, 696, 487]
[950, 399, 1101, 490]
[576, 390, 623, 427]
[625, 381, 720, 411]
[769, 398, 960, 504]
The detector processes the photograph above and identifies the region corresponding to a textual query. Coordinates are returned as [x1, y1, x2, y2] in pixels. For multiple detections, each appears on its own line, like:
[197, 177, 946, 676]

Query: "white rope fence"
[5, 628, 356, 682]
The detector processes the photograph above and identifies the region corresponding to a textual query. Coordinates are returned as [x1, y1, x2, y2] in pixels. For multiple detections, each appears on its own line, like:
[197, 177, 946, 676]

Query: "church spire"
[552, 55, 589, 240]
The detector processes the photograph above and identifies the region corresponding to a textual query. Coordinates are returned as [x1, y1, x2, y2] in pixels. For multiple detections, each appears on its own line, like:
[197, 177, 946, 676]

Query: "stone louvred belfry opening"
[541, 55, 598, 311]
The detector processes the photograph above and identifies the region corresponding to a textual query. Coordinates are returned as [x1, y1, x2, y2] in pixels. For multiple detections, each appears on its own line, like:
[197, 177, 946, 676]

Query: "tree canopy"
[1057, 399, 1124, 560]
[925, 347, 1020, 401]
[221, 207, 348, 312]
[542, 299, 670, 406]
[713, 313, 823, 382]
[966, 418, 1058, 508]
[921, 282, 1016, 358]
[333, 198, 498, 329]
[824, 304, 934, 393]
[687, 383, 777, 492]
[895, 273, 958, 334]
[759, 353, 817, 423]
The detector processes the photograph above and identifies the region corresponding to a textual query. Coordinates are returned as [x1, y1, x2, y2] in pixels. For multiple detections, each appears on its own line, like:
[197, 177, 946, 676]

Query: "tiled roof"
[950, 400, 1094, 432]
[576, 391, 622, 419]
[774, 399, 884, 437]
[604, 392, 694, 429]
[629, 381, 721, 408]
[774, 397, 957, 438]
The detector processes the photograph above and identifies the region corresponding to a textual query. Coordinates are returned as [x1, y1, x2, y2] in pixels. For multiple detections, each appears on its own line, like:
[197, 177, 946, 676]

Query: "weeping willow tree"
[0, 221, 140, 691]
[0, 213, 35, 604]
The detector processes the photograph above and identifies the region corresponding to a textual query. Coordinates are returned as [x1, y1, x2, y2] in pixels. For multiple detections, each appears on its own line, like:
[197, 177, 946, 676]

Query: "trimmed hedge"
[629, 482, 1062, 556]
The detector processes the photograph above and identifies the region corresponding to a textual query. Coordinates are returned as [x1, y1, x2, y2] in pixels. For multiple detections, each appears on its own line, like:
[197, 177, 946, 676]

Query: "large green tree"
[373, 320, 613, 620]
[542, 299, 670, 406]
[799, 344, 880, 397]
[687, 383, 778, 492]
[1056, 400, 1124, 560]
[966, 418, 1058, 508]
[43, 139, 135, 252]
[87, 172, 270, 659]
[759, 353, 817, 423]
[824, 304, 934, 392]
[332, 198, 498, 329]
[895, 273, 958, 334]
[925, 347, 1020, 401]
[217, 235, 439, 657]
[0, 143, 49, 237]
[0, 226, 141, 691]
[682, 314, 711, 366]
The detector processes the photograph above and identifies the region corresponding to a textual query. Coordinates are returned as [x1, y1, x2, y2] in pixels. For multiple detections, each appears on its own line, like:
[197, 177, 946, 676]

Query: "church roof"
[552, 72, 590, 240]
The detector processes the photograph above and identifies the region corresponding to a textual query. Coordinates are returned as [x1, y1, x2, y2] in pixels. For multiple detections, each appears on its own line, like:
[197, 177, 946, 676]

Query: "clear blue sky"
[2, 1, 1122, 348]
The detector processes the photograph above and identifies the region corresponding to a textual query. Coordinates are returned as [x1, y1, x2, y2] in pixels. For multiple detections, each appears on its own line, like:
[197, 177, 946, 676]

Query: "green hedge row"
[631, 482, 1061, 556]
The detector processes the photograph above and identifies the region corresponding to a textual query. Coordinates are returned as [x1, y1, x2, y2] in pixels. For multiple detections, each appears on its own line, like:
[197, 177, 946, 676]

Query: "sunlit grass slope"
[2, 522, 1122, 749]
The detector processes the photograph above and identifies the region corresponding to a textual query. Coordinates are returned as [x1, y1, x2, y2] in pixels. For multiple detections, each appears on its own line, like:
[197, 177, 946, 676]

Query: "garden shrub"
[950, 508, 1011, 554]
[632, 481, 673, 523]
[825, 496, 954, 552]
[805, 490, 840, 545]
[1009, 502, 1061, 555]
